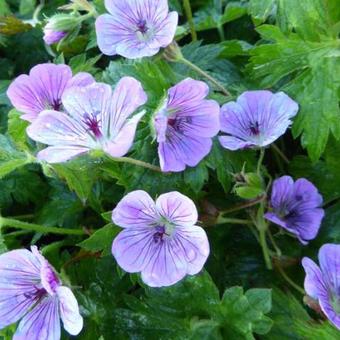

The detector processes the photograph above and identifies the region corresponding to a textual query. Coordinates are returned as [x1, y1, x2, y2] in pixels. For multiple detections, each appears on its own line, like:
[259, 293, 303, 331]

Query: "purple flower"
[302, 244, 340, 330]
[0, 246, 83, 339]
[219, 90, 299, 150]
[154, 78, 220, 172]
[43, 27, 67, 45]
[265, 176, 324, 244]
[111, 190, 210, 287]
[26, 77, 147, 163]
[7, 63, 95, 122]
[95, 0, 178, 59]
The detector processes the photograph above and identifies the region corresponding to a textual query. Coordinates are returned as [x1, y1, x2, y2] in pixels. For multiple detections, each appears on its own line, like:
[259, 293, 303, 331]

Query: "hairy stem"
[257, 148, 265, 176]
[180, 57, 231, 96]
[0, 217, 85, 235]
[219, 195, 265, 214]
[275, 261, 305, 295]
[183, 0, 197, 41]
[110, 156, 162, 173]
[216, 217, 253, 225]
[272, 143, 289, 164]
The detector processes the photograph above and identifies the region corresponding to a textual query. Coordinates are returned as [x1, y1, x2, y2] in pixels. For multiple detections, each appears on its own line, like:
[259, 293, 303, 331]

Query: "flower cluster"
[2, 0, 336, 337]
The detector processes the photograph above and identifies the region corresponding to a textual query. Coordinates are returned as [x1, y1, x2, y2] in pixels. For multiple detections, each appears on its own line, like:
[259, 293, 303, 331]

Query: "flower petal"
[62, 82, 112, 123]
[37, 146, 90, 163]
[27, 110, 89, 145]
[318, 244, 340, 293]
[302, 257, 326, 300]
[7, 64, 72, 121]
[218, 135, 254, 150]
[67, 72, 95, 88]
[104, 77, 147, 136]
[0, 249, 41, 329]
[156, 191, 198, 227]
[13, 296, 60, 340]
[112, 190, 158, 228]
[158, 131, 212, 172]
[154, 11, 178, 47]
[174, 225, 210, 275]
[141, 239, 188, 287]
[103, 111, 145, 157]
[270, 176, 294, 210]
[167, 78, 209, 110]
[57, 286, 83, 336]
[112, 227, 156, 273]
[293, 178, 323, 209]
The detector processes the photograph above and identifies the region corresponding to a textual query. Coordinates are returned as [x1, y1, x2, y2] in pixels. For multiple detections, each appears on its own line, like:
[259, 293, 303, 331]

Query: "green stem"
[275, 261, 305, 295]
[183, 0, 197, 41]
[0, 217, 85, 236]
[257, 148, 265, 175]
[110, 156, 162, 173]
[259, 228, 272, 270]
[180, 57, 231, 97]
[217, 25, 225, 41]
[272, 143, 289, 164]
[219, 195, 265, 214]
[216, 217, 253, 225]
[267, 227, 282, 257]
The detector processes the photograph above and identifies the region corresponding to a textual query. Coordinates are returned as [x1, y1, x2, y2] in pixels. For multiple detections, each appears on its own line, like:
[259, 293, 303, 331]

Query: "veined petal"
[112, 190, 158, 228]
[27, 110, 90, 147]
[103, 111, 145, 158]
[154, 11, 178, 47]
[62, 82, 112, 123]
[14, 296, 60, 340]
[158, 131, 212, 172]
[219, 135, 254, 150]
[105, 77, 147, 136]
[174, 225, 209, 275]
[141, 239, 188, 287]
[7, 64, 72, 122]
[270, 176, 294, 210]
[112, 227, 156, 273]
[37, 146, 90, 163]
[302, 257, 326, 300]
[156, 191, 198, 227]
[318, 244, 340, 293]
[57, 286, 83, 336]
[167, 78, 209, 110]
[0, 249, 41, 329]
[67, 72, 95, 88]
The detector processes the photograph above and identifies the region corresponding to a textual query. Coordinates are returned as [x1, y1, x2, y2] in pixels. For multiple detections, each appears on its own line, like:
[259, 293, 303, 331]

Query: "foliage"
[0, 0, 339, 339]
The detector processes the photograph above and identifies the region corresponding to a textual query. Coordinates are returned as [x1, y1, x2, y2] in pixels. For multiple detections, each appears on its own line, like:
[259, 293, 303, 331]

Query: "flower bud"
[163, 41, 183, 62]
[233, 172, 264, 199]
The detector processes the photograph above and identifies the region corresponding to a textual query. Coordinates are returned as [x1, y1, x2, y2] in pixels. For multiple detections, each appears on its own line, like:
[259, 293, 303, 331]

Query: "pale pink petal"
[37, 146, 90, 163]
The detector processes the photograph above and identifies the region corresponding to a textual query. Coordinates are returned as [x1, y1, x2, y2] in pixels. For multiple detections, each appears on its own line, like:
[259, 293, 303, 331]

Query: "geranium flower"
[26, 77, 147, 163]
[0, 246, 83, 339]
[7, 63, 95, 122]
[154, 78, 220, 172]
[95, 0, 178, 59]
[111, 190, 210, 287]
[265, 176, 324, 244]
[219, 90, 299, 150]
[302, 244, 340, 330]
[43, 27, 67, 45]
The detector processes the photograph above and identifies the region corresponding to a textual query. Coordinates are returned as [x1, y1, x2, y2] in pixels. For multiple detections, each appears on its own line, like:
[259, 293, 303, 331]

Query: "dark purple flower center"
[167, 116, 192, 133]
[137, 19, 148, 34]
[24, 286, 47, 300]
[249, 121, 260, 135]
[52, 99, 62, 111]
[153, 226, 168, 243]
[83, 112, 102, 139]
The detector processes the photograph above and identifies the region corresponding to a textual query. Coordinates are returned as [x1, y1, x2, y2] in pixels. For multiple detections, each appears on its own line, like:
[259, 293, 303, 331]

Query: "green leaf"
[0, 134, 32, 178]
[220, 287, 273, 338]
[78, 224, 120, 256]
[68, 53, 101, 74]
[19, 0, 36, 16]
[7, 109, 29, 151]
[248, 25, 340, 160]
[53, 156, 99, 203]
[248, 0, 276, 24]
